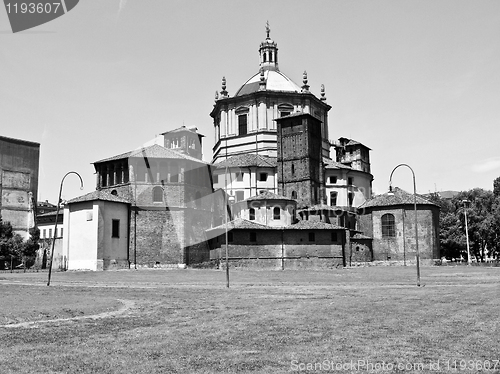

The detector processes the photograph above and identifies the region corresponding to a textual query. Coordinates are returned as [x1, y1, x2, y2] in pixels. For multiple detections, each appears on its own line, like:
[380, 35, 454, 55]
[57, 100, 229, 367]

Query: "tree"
[0, 215, 15, 269]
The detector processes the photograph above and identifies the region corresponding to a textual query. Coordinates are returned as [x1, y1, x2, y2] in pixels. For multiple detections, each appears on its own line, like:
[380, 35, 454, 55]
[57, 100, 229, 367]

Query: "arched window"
[291, 190, 297, 199]
[269, 51, 273, 62]
[153, 186, 163, 203]
[249, 208, 255, 220]
[381, 213, 396, 238]
[273, 207, 281, 220]
[263, 52, 267, 62]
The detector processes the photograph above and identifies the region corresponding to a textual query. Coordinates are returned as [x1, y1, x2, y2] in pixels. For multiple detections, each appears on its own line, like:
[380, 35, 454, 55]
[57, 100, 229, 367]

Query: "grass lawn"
[0, 266, 499, 373]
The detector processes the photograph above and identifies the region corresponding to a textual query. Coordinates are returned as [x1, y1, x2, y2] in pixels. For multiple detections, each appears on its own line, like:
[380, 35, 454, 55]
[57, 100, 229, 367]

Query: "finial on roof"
[266, 21, 270, 39]
[259, 68, 266, 90]
[301, 70, 310, 93]
[320, 84, 326, 101]
[220, 76, 228, 97]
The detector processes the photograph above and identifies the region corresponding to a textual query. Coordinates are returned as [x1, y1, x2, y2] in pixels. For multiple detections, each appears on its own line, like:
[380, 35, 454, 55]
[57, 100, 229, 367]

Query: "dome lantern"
[259, 21, 279, 72]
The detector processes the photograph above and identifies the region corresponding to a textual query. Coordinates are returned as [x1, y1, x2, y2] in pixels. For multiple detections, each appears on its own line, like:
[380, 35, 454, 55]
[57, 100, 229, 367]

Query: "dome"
[234, 69, 301, 97]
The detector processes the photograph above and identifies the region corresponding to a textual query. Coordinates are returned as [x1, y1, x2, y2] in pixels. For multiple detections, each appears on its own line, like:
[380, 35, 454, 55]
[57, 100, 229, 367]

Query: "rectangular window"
[330, 191, 338, 206]
[250, 232, 257, 242]
[348, 177, 353, 186]
[348, 192, 354, 207]
[112, 219, 120, 238]
[331, 232, 338, 242]
[308, 232, 315, 242]
[43, 229, 46, 239]
[54, 228, 57, 238]
[259, 173, 268, 182]
[60, 228, 63, 238]
[236, 172, 244, 181]
[213, 174, 219, 184]
[49, 229, 52, 238]
[236, 191, 245, 202]
[329, 176, 337, 184]
[238, 114, 247, 136]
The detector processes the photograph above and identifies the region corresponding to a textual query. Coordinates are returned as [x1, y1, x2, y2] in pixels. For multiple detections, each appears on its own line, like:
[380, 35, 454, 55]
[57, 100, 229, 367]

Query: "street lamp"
[47, 171, 84, 286]
[389, 163, 421, 287]
[462, 199, 471, 265]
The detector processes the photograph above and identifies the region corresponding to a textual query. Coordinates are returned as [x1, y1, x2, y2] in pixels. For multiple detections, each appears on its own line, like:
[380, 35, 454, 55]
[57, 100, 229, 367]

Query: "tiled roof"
[207, 218, 271, 232]
[352, 233, 372, 240]
[246, 191, 293, 201]
[346, 139, 371, 150]
[215, 154, 277, 169]
[94, 144, 208, 164]
[207, 218, 344, 232]
[67, 190, 131, 204]
[323, 158, 353, 170]
[359, 187, 438, 209]
[37, 210, 62, 217]
[298, 204, 356, 213]
[285, 220, 344, 230]
[161, 126, 204, 137]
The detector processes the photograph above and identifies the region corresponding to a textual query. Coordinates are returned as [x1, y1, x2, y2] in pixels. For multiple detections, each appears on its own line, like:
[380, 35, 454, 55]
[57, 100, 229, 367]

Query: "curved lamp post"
[462, 199, 471, 265]
[47, 172, 84, 286]
[389, 164, 420, 287]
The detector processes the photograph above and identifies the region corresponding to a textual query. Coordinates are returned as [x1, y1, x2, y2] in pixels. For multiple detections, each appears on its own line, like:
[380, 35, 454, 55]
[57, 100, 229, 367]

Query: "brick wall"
[209, 228, 344, 269]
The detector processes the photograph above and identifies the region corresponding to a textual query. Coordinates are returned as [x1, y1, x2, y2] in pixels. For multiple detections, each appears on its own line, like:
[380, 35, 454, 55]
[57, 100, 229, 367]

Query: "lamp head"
[387, 184, 394, 196]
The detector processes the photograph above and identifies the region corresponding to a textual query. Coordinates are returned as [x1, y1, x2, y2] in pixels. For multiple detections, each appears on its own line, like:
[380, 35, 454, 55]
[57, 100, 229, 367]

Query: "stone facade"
[358, 188, 440, 264]
[0, 135, 39, 239]
[208, 219, 346, 269]
[92, 142, 213, 267]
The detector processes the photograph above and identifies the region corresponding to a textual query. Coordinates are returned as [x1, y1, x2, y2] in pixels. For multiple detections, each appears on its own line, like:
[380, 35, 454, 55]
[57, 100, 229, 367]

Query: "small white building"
[62, 190, 130, 271]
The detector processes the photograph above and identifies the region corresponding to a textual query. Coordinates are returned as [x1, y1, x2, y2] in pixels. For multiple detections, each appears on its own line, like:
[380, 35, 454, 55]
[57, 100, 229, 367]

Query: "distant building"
[358, 187, 440, 264]
[62, 126, 215, 270]
[37, 200, 57, 215]
[0, 135, 39, 239]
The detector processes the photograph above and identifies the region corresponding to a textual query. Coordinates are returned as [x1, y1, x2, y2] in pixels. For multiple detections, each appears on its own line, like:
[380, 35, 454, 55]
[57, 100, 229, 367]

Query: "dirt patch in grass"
[0, 285, 124, 326]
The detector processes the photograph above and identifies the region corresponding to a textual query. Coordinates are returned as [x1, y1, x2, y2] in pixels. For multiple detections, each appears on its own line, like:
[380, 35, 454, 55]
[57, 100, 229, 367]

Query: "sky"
[1, 0, 500, 203]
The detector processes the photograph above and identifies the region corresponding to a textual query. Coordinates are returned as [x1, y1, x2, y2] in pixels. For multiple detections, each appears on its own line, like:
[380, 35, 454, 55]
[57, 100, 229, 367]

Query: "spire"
[301, 71, 310, 93]
[259, 21, 279, 71]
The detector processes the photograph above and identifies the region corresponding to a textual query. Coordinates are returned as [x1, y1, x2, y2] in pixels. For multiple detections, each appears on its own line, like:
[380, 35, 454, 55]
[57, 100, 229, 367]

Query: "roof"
[234, 69, 301, 97]
[94, 144, 208, 164]
[285, 220, 344, 230]
[37, 210, 62, 217]
[323, 158, 353, 170]
[345, 139, 371, 150]
[67, 190, 131, 205]
[215, 154, 277, 169]
[207, 218, 344, 232]
[298, 204, 355, 213]
[352, 233, 372, 240]
[207, 218, 271, 232]
[359, 187, 439, 209]
[246, 191, 294, 202]
[161, 126, 205, 137]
